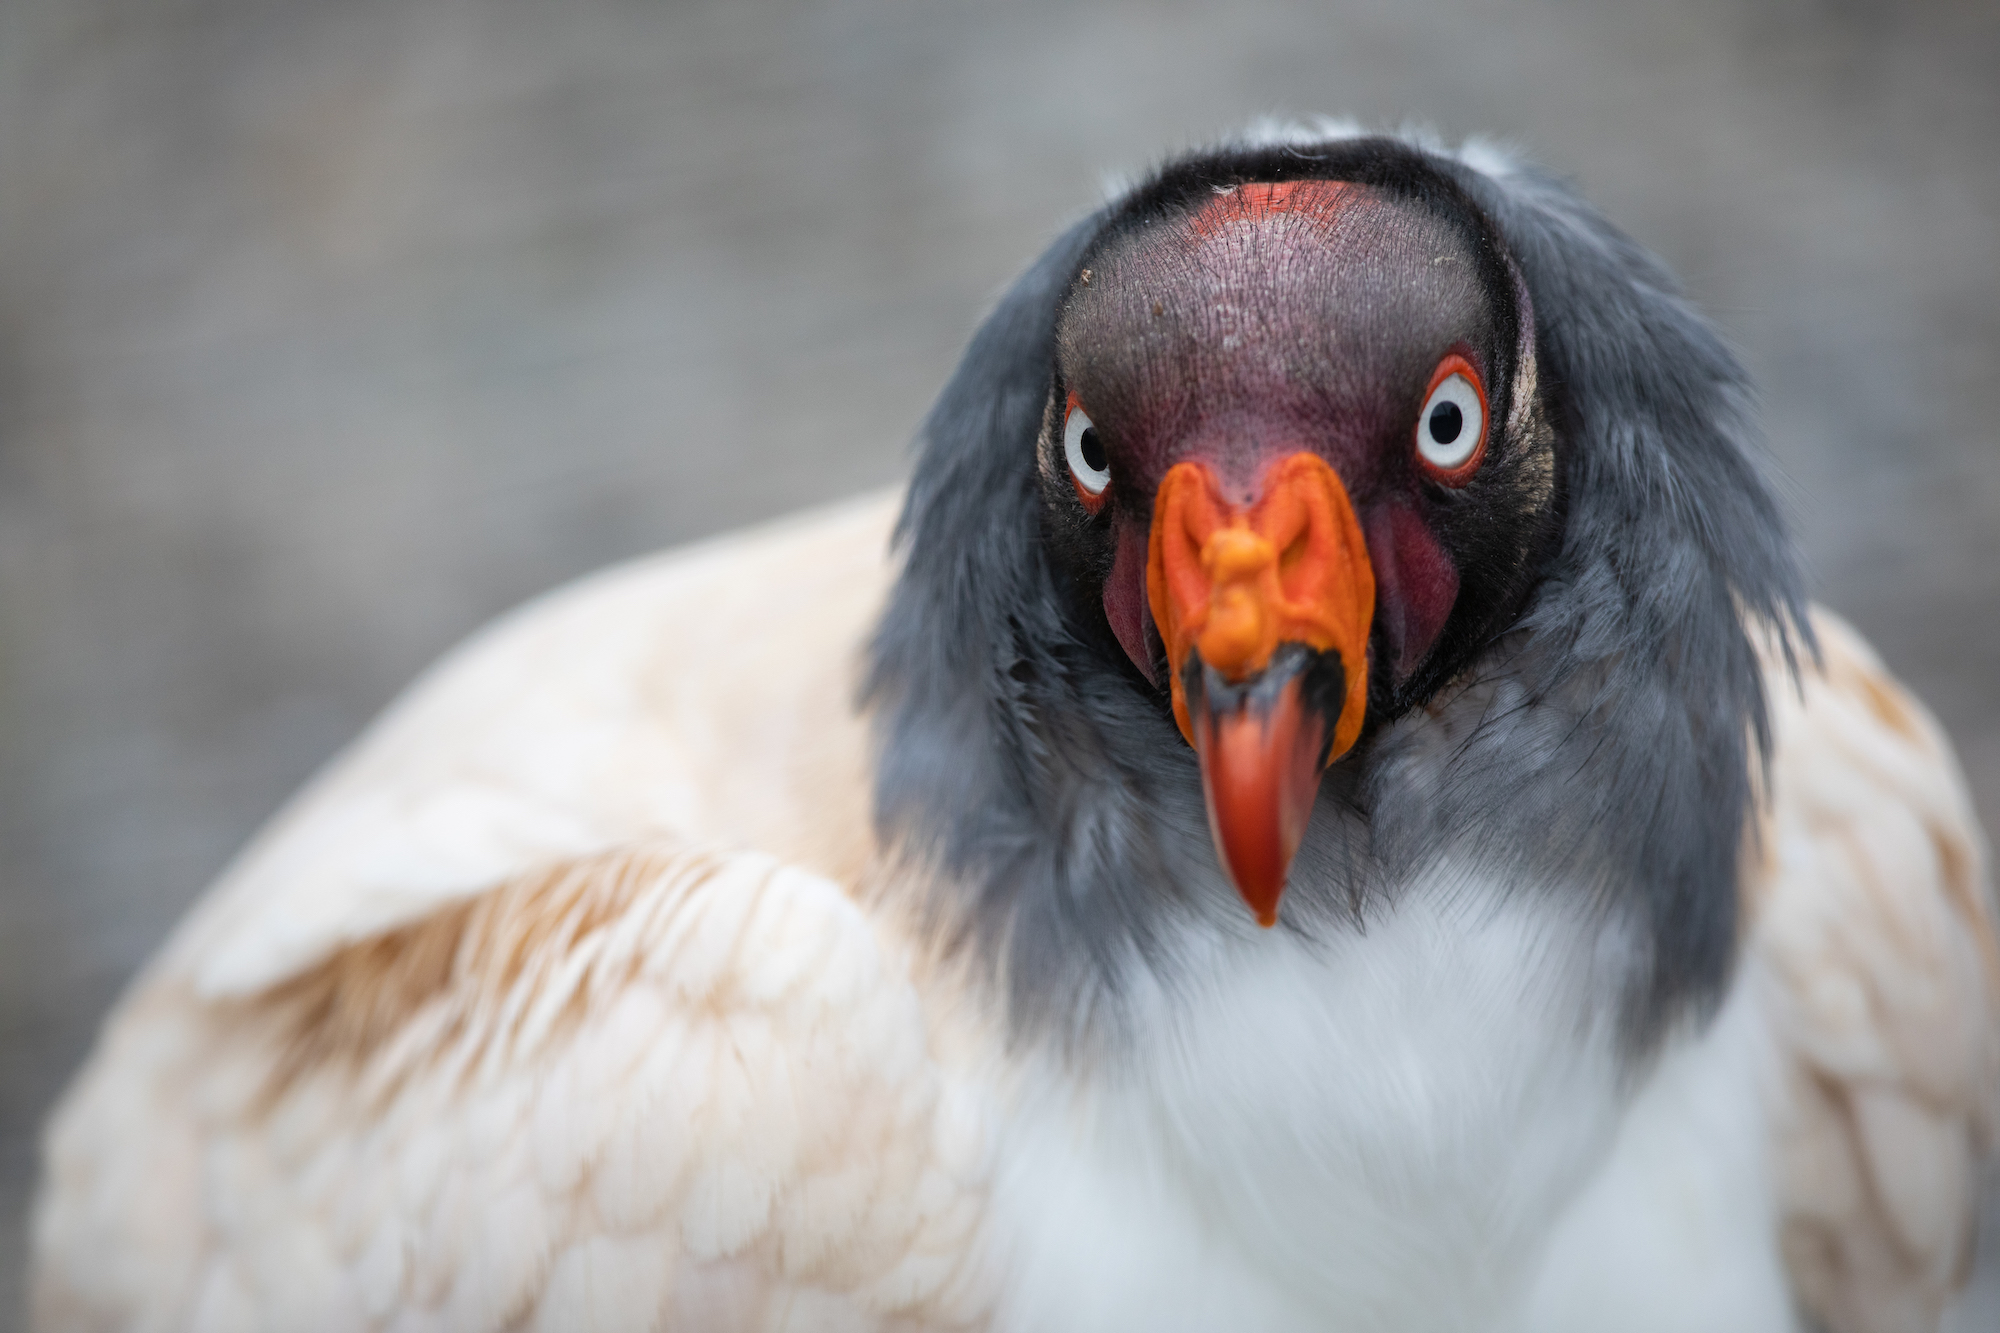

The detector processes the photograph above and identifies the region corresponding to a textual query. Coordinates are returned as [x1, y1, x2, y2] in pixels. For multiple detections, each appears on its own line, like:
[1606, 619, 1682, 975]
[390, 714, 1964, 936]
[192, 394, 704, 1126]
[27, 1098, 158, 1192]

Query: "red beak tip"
[1196, 678, 1323, 933]
[1224, 864, 1287, 928]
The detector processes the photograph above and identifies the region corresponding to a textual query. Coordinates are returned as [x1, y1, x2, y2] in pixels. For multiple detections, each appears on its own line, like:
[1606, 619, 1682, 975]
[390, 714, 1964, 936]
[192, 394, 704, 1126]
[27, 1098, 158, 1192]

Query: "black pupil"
[1079, 426, 1107, 474]
[1428, 401, 1464, 445]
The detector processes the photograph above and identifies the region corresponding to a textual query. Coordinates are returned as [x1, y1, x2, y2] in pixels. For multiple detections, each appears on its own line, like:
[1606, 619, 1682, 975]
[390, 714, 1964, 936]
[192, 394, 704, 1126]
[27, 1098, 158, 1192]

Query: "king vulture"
[31, 126, 2000, 1333]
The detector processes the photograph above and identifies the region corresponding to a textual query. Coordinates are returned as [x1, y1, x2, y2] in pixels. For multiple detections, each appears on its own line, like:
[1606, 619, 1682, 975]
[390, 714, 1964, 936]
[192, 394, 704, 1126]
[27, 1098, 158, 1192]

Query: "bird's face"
[1042, 176, 1559, 926]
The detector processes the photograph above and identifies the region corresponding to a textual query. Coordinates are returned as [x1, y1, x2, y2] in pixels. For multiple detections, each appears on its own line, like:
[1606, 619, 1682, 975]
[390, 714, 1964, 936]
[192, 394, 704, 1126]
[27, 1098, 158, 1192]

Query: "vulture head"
[868, 130, 1807, 1053]
[1048, 167, 1557, 926]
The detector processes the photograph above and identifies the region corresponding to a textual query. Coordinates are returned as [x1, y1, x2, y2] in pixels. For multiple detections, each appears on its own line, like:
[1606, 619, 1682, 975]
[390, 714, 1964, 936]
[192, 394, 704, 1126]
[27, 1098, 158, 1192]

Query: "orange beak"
[1146, 453, 1375, 926]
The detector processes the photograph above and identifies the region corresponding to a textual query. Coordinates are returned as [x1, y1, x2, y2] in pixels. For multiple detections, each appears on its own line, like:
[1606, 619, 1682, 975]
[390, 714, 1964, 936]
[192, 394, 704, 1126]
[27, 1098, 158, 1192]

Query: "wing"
[175, 488, 901, 999]
[34, 489, 1005, 1331]
[34, 843, 999, 1333]
[1752, 609, 2000, 1333]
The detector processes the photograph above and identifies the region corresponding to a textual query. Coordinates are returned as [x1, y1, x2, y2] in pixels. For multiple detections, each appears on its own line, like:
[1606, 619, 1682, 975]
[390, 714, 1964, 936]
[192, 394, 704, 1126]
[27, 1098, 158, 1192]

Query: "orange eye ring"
[1413, 353, 1488, 487]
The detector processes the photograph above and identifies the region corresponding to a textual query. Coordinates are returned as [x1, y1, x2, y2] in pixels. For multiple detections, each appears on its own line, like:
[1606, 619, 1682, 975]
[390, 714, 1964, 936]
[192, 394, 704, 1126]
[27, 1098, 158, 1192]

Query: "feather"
[181, 489, 899, 1001]
[32, 492, 1012, 1332]
[1752, 610, 2000, 1333]
[36, 832, 1002, 1333]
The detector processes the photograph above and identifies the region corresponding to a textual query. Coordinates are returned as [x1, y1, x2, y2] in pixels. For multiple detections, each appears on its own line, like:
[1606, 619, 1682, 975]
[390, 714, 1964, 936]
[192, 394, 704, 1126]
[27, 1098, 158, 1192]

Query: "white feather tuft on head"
[1232, 114, 1371, 149]
[1455, 134, 1527, 182]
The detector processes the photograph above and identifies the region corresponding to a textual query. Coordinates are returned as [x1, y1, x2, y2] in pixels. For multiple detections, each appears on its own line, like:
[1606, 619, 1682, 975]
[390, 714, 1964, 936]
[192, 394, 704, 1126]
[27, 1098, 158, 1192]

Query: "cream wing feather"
[1755, 611, 2000, 1333]
[33, 491, 1006, 1333]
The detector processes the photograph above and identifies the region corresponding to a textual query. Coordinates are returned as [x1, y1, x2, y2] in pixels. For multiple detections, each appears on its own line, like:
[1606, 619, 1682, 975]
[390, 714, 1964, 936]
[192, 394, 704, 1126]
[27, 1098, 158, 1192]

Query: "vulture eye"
[1064, 400, 1111, 510]
[1415, 355, 1488, 485]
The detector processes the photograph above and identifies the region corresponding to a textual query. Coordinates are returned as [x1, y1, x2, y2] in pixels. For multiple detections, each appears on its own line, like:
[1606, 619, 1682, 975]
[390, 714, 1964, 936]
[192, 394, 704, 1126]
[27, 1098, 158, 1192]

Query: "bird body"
[33, 127, 1999, 1333]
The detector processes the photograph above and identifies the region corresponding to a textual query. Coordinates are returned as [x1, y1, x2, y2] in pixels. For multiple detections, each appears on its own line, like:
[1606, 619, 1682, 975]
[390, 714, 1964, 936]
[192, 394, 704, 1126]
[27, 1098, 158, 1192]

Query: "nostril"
[1279, 529, 1310, 577]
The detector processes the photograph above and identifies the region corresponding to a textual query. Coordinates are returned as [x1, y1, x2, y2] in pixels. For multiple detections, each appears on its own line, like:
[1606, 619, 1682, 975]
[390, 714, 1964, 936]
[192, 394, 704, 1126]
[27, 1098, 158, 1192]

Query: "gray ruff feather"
[864, 132, 1809, 1057]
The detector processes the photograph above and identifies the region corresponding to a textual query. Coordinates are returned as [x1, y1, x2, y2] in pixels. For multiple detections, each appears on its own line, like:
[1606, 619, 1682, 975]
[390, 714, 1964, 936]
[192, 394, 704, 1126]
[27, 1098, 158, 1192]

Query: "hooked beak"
[1146, 454, 1374, 926]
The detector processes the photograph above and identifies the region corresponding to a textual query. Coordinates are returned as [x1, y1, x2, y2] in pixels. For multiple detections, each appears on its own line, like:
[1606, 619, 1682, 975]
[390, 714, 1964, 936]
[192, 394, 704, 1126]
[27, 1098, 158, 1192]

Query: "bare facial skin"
[1057, 180, 1500, 510]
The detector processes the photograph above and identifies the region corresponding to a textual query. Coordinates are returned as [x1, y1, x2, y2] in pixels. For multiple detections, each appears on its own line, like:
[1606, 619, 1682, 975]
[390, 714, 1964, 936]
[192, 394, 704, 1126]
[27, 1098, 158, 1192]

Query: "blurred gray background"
[1, 0, 1996, 1326]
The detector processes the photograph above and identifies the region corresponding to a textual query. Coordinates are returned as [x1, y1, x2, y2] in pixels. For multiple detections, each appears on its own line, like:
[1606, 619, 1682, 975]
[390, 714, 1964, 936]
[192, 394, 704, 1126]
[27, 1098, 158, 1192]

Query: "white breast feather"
[988, 872, 1635, 1333]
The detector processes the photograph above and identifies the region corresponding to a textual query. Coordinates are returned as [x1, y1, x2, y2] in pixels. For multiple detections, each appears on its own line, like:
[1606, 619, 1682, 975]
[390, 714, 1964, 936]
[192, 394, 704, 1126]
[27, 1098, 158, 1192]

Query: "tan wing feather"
[178, 489, 900, 1000]
[34, 843, 1001, 1332]
[1753, 609, 2000, 1333]
[32, 489, 1013, 1331]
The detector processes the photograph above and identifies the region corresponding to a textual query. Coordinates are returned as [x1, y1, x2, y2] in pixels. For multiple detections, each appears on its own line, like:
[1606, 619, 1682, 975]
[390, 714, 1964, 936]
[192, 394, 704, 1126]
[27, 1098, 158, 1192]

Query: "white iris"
[1064, 405, 1110, 495]
[1416, 373, 1483, 472]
